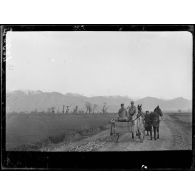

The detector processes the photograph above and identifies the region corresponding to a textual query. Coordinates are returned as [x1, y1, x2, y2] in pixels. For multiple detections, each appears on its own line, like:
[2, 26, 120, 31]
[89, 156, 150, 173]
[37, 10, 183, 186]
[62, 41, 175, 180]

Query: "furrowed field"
[167, 112, 192, 125]
[6, 113, 117, 150]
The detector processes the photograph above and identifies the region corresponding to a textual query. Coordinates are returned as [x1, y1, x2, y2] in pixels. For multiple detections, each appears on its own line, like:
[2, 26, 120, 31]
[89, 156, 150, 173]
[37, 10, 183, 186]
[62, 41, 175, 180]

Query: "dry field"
[6, 112, 192, 151]
[41, 112, 192, 151]
[6, 113, 116, 150]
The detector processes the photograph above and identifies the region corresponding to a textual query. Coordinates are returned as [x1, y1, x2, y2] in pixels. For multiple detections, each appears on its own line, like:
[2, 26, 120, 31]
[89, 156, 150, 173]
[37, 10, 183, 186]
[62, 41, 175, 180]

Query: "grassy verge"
[10, 124, 109, 151]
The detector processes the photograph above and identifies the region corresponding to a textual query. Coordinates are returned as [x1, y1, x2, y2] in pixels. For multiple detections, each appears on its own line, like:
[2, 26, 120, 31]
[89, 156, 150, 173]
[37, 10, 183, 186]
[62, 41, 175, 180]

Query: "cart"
[110, 119, 134, 142]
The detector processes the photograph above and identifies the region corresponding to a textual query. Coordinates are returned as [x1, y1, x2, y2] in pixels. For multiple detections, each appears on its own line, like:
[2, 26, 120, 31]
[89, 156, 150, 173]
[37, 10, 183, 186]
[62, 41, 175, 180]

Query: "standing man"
[144, 111, 152, 137]
[128, 100, 137, 139]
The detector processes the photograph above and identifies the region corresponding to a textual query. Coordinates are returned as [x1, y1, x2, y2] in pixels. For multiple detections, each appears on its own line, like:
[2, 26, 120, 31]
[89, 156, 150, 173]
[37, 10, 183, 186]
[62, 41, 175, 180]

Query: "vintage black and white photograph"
[5, 29, 192, 153]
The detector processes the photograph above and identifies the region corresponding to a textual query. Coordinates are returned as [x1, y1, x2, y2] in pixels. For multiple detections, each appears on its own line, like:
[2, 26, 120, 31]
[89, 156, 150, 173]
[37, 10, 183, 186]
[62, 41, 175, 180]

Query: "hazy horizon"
[6, 89, 192, 101]
[6, 31, 192, 100]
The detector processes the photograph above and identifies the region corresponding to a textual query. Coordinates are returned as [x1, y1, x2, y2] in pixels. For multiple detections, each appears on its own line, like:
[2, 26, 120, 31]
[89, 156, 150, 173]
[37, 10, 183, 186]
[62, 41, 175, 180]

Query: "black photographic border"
[0, 24, 194, 170]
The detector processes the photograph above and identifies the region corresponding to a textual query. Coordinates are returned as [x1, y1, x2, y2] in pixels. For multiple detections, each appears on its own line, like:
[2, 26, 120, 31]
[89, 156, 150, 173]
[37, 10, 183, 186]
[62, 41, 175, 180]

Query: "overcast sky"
[6, 31, 192, 99]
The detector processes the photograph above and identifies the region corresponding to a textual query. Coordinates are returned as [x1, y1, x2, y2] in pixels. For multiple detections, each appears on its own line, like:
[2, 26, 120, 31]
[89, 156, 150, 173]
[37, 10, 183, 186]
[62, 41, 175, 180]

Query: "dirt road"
[41, 113, 192, 151]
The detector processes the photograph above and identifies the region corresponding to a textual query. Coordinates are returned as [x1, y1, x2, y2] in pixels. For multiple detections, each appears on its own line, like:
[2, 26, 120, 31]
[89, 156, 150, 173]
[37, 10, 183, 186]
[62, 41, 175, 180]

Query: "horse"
[150, 106, 163, 140]
[136, 104, 145, 142]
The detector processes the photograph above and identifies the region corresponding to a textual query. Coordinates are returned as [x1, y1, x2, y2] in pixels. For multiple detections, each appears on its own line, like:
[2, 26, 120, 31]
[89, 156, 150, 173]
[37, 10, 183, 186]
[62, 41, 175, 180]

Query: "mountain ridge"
[6, 90, 192, 113]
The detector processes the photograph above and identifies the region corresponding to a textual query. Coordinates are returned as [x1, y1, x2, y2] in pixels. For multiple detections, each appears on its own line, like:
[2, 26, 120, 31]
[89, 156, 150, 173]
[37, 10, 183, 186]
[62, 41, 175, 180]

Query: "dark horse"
[150, 106, 163, 140]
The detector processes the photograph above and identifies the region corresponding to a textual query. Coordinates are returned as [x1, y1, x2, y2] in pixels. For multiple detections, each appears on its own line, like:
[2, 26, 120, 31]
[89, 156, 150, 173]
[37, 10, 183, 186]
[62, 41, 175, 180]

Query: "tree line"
[47, 102, 109, 114]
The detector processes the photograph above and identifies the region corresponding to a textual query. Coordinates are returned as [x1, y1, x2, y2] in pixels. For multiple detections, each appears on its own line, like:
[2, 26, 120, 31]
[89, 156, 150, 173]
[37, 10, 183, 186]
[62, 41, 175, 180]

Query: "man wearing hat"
[128, 100, 137, 139]
[118, 103, 128, 122]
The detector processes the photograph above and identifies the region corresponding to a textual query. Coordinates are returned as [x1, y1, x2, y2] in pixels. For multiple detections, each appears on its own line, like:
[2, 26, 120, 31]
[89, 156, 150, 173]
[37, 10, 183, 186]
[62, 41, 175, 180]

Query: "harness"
[132, 115, 140, 122]
[132, 111, 144, 122]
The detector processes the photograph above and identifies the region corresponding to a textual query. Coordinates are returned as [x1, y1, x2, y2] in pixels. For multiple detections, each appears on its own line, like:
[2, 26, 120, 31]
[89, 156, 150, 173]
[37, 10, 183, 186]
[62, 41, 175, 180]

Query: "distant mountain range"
[6, 90, 192, 113]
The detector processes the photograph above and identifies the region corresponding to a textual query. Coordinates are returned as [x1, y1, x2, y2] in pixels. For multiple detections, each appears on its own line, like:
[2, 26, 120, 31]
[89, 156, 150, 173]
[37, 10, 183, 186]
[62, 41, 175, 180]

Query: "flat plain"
[6, 112, 192, 151]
